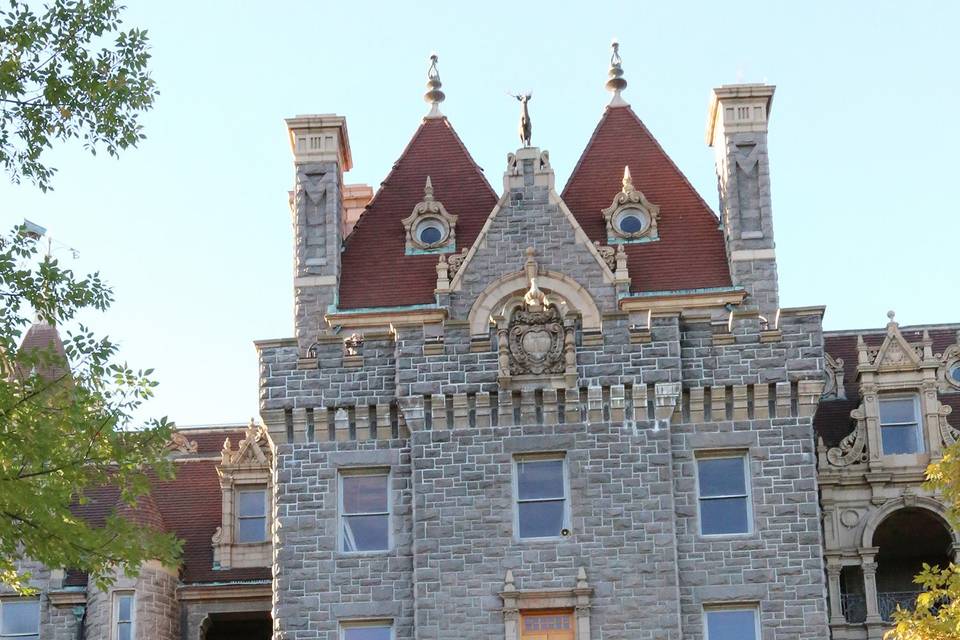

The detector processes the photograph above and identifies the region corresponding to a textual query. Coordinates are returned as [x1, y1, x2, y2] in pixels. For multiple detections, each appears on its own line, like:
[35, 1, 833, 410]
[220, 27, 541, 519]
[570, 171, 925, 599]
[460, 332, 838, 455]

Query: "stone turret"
[707, 84, 779, 317]
[284, 114, 353, 354]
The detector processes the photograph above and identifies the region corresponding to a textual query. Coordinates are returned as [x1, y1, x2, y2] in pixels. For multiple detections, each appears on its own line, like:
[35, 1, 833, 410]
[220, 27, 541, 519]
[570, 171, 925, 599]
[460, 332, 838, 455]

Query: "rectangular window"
[339, 471, 390, 552]
[341, 622, 392, 640]
[697, 454, 751, 536]
[0, 600, 39, 640]
[879, 395, 924, 454]
[521, 611, 574, 640]
[113, 593, 134, 640]
[515, 456, 568, 539]
[237, 488, 268, 543]
[704, 607, 759, 640]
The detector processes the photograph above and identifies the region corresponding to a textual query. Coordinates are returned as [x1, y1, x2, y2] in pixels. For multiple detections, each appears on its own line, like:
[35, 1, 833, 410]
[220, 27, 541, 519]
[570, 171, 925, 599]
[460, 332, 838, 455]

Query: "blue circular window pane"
[619, 215, 644, 234]
[951, 366, 960, 383]
[419, 226, 442, 245]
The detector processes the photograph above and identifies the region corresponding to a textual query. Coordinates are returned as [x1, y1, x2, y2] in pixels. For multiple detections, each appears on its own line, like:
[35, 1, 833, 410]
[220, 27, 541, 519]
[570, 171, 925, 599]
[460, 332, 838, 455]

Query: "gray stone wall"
[2, 560, 79, 640]
[273, 440, 414, 640]
[84, 563, 179, 640]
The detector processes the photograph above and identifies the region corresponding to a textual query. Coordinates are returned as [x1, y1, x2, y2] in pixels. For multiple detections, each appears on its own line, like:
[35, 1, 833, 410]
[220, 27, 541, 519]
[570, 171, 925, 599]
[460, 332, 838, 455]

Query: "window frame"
[878, 393, 924, 455]
[512, 453, 571, 542]
[694, 451, 753, 538]
[703, 605, 760, 640]
[0, 599, 40, 640]
[339, 619, 394, 640]
[235, 485, 269, 544]
[519, 609, 575, 639]
[338, 468, 392, 554]
[112, 591, 135, 640]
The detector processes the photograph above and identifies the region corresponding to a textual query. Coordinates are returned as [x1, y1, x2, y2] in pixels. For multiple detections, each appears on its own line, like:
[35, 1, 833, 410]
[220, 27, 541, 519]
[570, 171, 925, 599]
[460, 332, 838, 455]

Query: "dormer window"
[879, 395, 923, 455]
[602, 166, 660, 243]
[402, 176, 457, 254]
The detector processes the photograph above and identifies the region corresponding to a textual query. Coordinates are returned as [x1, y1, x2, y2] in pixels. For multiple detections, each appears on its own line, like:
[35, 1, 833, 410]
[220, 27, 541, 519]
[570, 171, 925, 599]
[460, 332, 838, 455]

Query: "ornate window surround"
[212, 420, 274, 569]
[500, 569, 593, 640]
[601, 166, 660, 244]
[939, 330, 960, 391]
[822, 313, 960, 470]
[401, 176, 457, 254]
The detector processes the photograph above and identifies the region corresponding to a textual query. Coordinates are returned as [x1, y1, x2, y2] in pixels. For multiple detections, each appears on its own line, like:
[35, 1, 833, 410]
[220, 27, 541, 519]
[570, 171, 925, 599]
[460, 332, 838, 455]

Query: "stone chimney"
[284, 115, 352, 353]
[706, 84, 778, 317]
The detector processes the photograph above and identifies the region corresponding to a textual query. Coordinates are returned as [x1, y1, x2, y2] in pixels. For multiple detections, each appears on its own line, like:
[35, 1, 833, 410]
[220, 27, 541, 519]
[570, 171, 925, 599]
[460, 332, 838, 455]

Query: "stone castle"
[6, 44, 959, 640]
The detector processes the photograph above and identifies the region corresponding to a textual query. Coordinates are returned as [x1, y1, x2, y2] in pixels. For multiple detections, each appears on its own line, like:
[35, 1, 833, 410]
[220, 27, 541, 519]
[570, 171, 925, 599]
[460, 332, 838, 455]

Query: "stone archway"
[860, 496, 959, 550]
[468, 270, 601, 338]
[199, 611, 271, 640]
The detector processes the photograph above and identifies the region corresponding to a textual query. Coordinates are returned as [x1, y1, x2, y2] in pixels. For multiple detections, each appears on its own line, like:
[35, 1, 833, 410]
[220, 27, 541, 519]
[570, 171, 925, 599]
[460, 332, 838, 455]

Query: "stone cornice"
[177, 582, 272, 601]
[47, 590, 86, 606]
[619, 289, 746, 313]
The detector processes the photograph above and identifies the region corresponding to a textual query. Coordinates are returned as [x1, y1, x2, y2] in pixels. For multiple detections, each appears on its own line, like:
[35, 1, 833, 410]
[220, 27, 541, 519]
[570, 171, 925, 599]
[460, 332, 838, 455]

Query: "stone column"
[859, 547, 882, 624]
[826, 562, 845, 625]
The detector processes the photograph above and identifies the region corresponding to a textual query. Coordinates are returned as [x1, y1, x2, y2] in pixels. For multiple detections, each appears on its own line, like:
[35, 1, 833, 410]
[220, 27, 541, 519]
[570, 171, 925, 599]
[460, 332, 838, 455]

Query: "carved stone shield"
[508, 306, 565, 376]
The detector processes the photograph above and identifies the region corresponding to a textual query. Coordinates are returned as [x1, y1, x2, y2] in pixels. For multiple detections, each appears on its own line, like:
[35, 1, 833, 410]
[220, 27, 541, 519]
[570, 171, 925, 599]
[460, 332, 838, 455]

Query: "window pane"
[118, 622, 132, 640]
[238, 516, 267, 543]
[343, 626, 391, 640]
[697, 458, 746, 497]
[342, 514, 389, 551]
[238, 490, 266, 517]
[879, 398, 917, 424]
[1, 601, 39, 634]
[882, 425, 921, 454]
[706, 609, 757, 640]
[700, 497, 750, 535]
[117, 595, 133, 621]
[342, 475, 388, 514]
[517, 459, 565, 500]
[518, 500, 565, 538]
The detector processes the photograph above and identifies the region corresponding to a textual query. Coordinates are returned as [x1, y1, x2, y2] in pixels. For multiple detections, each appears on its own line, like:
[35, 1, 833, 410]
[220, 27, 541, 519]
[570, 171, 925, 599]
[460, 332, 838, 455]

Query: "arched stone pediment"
[468, 270, 601, 338]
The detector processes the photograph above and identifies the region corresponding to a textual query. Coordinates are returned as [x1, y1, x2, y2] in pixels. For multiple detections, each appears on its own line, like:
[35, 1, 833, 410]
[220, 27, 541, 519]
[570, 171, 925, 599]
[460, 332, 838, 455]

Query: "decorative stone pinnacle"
[606, 39, 629, 107]
[423, 176, 434, 201]
[887, 310, 896, 322]
[622, 165, 633, 191]
[424, 53, 445, 119]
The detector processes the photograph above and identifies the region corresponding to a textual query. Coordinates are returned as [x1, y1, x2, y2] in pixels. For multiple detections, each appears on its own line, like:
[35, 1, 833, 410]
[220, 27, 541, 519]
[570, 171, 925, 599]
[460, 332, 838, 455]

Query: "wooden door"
[520, 611, 574, 640]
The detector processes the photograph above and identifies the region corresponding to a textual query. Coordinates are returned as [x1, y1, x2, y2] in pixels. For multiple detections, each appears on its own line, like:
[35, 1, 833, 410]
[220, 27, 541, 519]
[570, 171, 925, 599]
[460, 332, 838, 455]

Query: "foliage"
[0, 225, 180, 593]
[887, 444, 960, 638]
[0, 0, 157, 191]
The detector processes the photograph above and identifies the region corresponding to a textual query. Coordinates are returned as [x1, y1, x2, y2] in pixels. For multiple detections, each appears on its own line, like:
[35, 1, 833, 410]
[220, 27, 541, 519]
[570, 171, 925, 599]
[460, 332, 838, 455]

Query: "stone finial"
[423, 176, 434, 201]
[503, 569, 516, 592]
[886, 310, 898, 329]
[424, 53, 445, 119]
[621, 165, 633, 192]
[576, 566, 589, 589]
[606, 39, 629, 107]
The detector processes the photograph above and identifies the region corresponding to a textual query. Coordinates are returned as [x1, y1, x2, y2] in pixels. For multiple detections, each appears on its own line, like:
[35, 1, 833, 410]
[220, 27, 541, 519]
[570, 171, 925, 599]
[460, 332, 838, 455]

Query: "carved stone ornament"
[343, 333, 364, 357]
[221, 419, 273, 468]
[593, 241, 616, 271]
[939, 333, 960, 390]
[601, 165, 660, 242]
[447, 247, 468, 278]
[938, 404, 960, 447]
[401, 176, 457, 252]
[822, 351, 846, 399]
[826, 404, 869, 467]
[859, 311, 924, 371]
[497, 249, 578, 390]
[167, 431, 198, 454]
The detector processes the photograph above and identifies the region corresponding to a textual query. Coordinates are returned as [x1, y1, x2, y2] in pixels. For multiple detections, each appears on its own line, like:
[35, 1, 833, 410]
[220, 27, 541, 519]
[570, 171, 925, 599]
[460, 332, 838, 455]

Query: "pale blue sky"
[2, 1, 958, 425]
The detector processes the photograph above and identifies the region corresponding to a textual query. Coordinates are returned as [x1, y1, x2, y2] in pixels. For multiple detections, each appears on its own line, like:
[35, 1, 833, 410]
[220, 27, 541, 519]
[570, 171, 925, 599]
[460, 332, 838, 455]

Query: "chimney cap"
[284, 114, 353, 171]
[705, 83, 776, 146]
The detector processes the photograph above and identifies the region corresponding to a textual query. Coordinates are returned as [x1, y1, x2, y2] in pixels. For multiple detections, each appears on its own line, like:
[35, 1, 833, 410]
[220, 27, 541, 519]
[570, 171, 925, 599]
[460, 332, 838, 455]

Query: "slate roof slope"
[68, 427, 270, 586]
[561, 106, 732, 294]
[339, 117, 498, 310]
[814, 326, 960, 446]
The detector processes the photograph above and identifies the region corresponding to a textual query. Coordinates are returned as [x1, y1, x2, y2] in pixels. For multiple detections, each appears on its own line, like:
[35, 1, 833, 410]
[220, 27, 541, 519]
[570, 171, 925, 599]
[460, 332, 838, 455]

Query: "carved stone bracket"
[826, 404, 869, 467]
[938, 404, 960, 447]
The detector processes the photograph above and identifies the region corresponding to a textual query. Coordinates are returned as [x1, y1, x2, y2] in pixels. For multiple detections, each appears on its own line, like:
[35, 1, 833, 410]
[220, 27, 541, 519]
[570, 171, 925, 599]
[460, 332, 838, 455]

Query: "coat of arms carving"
[508, 305, 565, 375]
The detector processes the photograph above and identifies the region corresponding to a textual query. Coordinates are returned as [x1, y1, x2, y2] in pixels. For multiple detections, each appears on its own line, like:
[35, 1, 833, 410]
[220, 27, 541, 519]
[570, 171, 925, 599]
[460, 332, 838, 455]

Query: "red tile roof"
[815, 327, 960, 446]
[339, 117, 498, 309]
[561, 106, 733, 294]
[14, 321, 69, 381]
[69, 428, 270, 586]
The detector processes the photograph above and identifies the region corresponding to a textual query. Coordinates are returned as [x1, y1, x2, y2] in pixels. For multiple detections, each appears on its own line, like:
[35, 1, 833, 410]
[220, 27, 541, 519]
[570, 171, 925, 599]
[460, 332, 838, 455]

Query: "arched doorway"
[872, 507, 953, 620]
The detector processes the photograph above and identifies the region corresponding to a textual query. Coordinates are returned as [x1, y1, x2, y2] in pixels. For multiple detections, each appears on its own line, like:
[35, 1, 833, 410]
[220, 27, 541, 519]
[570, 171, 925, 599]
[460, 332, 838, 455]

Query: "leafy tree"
[0, 0, 157, 191]
[0, 225, 180, 592]
[887, 445, 960, 639]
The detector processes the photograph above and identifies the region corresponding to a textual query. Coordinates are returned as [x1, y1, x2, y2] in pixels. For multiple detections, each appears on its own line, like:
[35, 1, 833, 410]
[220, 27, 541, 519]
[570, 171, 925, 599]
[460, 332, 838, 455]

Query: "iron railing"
[841, 593, 866, 623]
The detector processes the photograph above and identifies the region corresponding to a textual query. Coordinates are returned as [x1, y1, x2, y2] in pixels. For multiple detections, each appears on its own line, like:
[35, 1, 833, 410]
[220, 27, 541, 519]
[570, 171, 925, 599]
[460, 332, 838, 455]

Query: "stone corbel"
[654, 382, 681, 424]
[825, 405, 869, 467]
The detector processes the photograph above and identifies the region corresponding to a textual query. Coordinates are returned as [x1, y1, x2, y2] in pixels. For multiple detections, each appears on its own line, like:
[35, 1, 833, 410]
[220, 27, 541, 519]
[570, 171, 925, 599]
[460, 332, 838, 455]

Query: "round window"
[615, 208, 648, 236]
[950, 364, 960, 385]
[414, 219, 447, 247]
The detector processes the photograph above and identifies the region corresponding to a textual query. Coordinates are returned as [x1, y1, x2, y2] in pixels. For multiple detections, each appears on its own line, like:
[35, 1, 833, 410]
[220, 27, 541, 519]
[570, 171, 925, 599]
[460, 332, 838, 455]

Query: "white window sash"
[338, 471, 391, 552]
[113, 592, 135, 640]
[695, 454, 752, 536]
[0, 599, 40, 639]
[513, 456, 570, 540]
[703, 606, 759, 640]
[878, 395, 924, 453]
